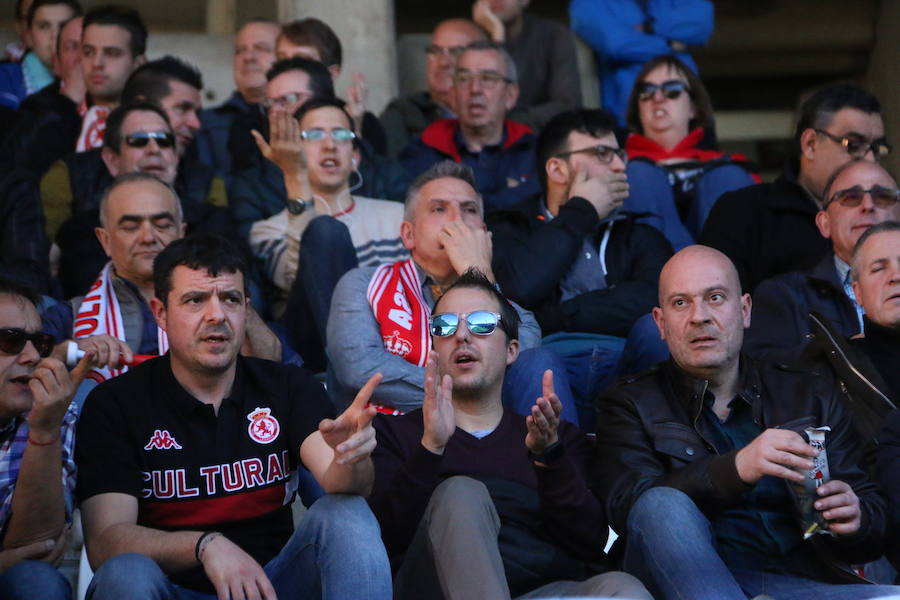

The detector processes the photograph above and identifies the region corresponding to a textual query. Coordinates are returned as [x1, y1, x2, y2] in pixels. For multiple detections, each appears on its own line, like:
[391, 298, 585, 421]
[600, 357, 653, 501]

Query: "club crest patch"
[144, 429, 183, 450]
[247, 407, 280, 444]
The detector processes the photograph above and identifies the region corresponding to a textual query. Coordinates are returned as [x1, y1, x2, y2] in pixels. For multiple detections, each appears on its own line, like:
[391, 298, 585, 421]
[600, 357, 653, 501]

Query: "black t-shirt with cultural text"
[76, 354, 335, 592]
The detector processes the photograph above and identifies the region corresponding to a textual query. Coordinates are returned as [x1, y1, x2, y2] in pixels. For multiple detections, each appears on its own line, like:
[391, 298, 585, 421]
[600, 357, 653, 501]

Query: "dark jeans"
[624, 486, 900, 600]
[0, 560, 71, 600]
[282, 216, 358, 372]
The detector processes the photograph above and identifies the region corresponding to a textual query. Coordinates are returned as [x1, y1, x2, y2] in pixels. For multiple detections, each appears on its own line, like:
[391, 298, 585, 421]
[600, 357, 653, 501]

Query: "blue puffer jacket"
[399, 118, 540, 214]
[569, 0, 714, 124]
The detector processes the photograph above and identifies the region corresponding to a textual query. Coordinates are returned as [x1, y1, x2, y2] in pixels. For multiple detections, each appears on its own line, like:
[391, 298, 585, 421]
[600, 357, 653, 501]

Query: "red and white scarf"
[367, 259, 430, 368]
[73, 263, 168, 382]
[76, 105, 109, 152]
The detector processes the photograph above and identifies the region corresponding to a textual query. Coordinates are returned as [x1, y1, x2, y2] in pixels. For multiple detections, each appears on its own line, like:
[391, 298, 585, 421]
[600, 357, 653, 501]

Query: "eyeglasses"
[637, 80, 690, 102]
[827, 185, 900, 209]
[0, 328, 55, 358]
[425, 44, 466, 59]
[124, 131, 176, 149]
[556, 144, 628, 165]
[453, 69, 512, 89]
[814, 129, 892, 159]
[264, 92, 311, 110]
[299, 127, 356, 143]
[429, 311, 502, 337]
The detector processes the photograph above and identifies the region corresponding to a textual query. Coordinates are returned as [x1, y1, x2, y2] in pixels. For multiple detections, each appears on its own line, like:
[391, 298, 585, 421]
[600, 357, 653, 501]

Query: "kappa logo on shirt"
[144, 429, 183, 450]
[247, 407, 280, 444]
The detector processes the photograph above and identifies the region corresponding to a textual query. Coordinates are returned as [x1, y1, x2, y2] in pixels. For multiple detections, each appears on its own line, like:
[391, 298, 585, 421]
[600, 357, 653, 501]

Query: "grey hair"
[850, 220, 900, 281]
[99, 172, 184, 228]
[403, 161, 483, 221]
[459, 40, 518, 83]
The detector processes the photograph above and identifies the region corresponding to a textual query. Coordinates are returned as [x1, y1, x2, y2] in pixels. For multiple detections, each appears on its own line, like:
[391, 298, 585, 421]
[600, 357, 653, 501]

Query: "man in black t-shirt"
[369, 268, 650, 599]
[76, 233, 391, 599]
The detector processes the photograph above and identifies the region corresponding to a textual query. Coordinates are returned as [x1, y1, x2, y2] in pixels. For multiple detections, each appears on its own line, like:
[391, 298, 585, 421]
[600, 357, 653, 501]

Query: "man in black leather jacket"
[594, 245, 897, 600]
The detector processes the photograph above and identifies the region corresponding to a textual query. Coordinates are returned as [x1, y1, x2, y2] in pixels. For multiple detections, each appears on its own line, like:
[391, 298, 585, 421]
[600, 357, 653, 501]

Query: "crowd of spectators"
[1, 0, 900, 599]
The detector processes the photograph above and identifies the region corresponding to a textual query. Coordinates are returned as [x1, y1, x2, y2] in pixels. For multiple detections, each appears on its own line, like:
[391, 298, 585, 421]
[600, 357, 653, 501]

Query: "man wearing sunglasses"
[369, 268, 651, 599]
[702, 84, 888, 293]
[400, 40, 540, 214]
[327, 161, 557, 417]
[38, 57, 233, 298]
[0, 276, 91, 600]
[747, 160, 900, 362]
[381, 19, 486, 157]
[250, 96, 406, 372]
[489, 108, 672, 427]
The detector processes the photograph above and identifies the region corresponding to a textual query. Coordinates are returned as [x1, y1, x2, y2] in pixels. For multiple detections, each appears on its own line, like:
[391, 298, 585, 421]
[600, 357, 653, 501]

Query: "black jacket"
[701, 161, 830, 293]
[0, 81, 80, 176]
[745, 253, 860, 361]
[594, 356, 887, 583]
[488, 194, 673, 337]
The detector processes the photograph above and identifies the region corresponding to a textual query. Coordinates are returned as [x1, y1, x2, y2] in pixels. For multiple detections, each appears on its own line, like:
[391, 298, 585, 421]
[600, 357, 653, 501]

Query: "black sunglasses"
[0, 328, 55, 358]
[637, 80, 690, 102]
[429, 311, 502, 337]
[828, 185, 900, 209]
[124, 131, 176, 149]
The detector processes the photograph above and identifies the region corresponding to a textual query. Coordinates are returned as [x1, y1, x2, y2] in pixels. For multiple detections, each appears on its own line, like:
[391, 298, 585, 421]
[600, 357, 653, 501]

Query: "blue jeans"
[0, 560, 71, 600]
[501, 347, 580, 426]
[624, 487, 900, 600]
[538, 333, 625, 429]
[86, 494, 392, 600]
[618, 313, 669, 379]
[625, 160, 755, 251]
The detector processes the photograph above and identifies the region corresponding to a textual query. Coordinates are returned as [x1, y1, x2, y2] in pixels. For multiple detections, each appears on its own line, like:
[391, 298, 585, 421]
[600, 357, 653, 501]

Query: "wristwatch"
[287, 197, 315, 215]
[528, 440, 564, 465]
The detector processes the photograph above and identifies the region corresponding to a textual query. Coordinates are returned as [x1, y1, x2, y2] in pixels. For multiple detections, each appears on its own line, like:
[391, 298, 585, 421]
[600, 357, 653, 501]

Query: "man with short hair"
[747, 160, 900, 360]
[594, 245, 899, 600]
[489, 108, 672, 426]
[41, 55, 232, 297]
[196, 19, 279, 179]
[327, 161, 551, 415]
[0, 0, 81, 111]
[472, 0, 581, 129]
[75, 233, 392, 599]
[0, 276, 90, 600]
[42, 173, 285, 378]
[250, 97, 407, 371]
[370, 269, 651, 599]
[276, 18, 390, 158]
[702, 84, 889, 292]
[400, 40, 540, 214]
[380, 19, 486, 157]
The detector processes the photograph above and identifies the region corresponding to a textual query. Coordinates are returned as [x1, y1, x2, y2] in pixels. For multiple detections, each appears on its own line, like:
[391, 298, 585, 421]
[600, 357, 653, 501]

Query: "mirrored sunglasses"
[0, 328, 55, 358]
[299, 127, 357, 143]
[430, 311, 502, 337]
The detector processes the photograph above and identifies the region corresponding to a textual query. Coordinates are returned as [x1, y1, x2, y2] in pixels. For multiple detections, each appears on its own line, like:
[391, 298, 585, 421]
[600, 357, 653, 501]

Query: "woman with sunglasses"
[623, 55, 758, 250]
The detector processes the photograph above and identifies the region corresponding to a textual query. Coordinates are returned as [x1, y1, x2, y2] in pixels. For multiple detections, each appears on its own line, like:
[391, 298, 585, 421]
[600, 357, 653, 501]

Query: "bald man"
[593, 245, 897, 600]
[380, 19, 486, 157]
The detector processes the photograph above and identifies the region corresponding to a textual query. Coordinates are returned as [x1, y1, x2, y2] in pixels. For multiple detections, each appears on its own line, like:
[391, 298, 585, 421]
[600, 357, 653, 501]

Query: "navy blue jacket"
[488, 194, 672, 337]
[745, 253, 860, 362]
[400, 118, 540, 214]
